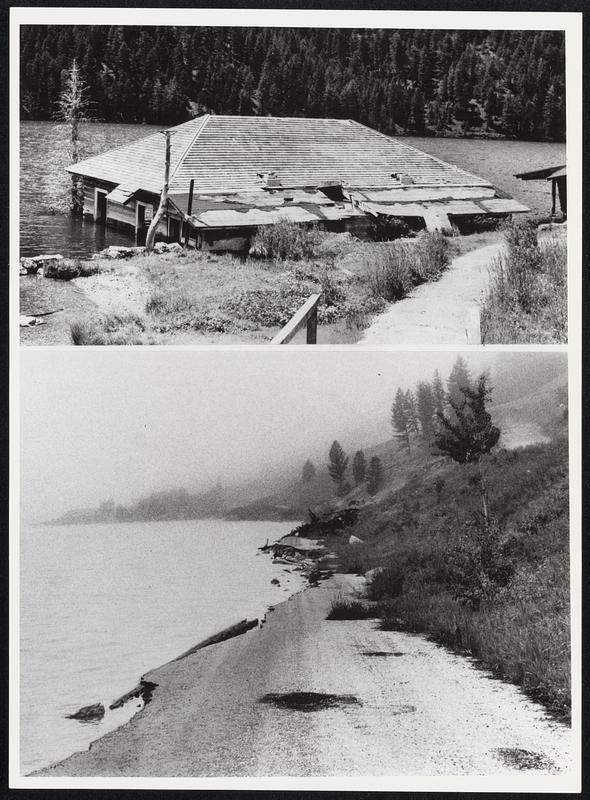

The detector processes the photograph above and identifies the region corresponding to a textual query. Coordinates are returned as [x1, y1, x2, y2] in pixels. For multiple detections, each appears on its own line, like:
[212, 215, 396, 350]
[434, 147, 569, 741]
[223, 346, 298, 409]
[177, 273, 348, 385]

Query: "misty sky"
[20, 349, 558, 521]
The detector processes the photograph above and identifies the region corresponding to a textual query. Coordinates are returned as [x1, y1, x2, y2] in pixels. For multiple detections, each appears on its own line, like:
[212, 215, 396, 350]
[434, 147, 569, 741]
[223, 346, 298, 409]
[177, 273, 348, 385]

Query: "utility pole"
[145, 130, 174, 252]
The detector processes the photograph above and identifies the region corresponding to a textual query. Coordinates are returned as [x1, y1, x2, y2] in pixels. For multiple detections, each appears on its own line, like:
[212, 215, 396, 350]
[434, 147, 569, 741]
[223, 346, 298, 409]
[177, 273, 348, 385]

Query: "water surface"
[20, 518, 302, 774]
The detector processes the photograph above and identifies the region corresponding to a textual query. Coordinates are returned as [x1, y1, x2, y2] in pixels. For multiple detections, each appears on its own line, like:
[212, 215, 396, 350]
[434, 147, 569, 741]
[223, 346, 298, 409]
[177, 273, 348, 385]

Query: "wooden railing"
[271, 293, 321, 345]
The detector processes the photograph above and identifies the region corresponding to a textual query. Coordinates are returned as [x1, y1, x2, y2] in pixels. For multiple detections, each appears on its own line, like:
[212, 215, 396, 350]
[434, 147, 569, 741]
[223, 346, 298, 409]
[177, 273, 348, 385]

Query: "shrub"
[367, 563, 405, 601]
[445, 520, 515, 609]
[327, 595, 376, 620]
[249, 219, 324, 261]
[367, 216, 412, 242]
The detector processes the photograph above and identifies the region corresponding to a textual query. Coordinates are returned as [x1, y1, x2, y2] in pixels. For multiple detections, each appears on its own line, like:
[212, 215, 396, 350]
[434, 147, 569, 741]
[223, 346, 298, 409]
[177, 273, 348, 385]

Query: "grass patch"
[326, 594, 376, 620]
[364, 232, 453, 302]
[71, 313, 149, 345]
[481, 222, 567, 343]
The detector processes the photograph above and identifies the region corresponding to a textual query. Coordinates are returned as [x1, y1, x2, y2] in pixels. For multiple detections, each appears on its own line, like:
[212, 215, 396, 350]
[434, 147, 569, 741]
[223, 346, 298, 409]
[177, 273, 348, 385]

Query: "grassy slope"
[336, 437, 570, 719]
[260, 369, 571, 719]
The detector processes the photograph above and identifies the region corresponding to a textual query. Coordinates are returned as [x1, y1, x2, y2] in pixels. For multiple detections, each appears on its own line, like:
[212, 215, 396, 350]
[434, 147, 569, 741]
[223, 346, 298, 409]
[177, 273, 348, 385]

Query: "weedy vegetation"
[364, 232, 454, 301]
[481, 221, 567, 344]
[337, 436, 570, 720]
[327, 595, 377, 620]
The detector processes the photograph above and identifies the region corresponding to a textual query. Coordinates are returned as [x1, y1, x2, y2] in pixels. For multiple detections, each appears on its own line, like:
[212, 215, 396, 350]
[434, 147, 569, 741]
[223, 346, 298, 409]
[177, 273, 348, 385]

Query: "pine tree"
[432, 370, 446, 417]
[416, 381, 436, 444]
[301, 459, 316, 484]
[352, 450, 367, 485]
[327, 440, 349, 496]
[366, 456, 384, 496]
[392, 388, 411, 452]
[447, 356, 472, 410]
[55, 59, 91, 214]
[433, 373, 500, 524]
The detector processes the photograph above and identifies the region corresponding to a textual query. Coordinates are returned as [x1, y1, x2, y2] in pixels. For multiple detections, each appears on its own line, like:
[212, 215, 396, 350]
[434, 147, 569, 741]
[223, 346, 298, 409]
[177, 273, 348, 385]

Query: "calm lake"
[20, 120, 566, 259]
[20, 518, 302, 775]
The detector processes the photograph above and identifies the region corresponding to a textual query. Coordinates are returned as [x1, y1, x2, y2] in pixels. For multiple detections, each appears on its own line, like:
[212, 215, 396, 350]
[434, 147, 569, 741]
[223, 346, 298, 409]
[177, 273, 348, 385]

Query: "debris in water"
[66, 702, 105, 722]
[259, 691, 361, 712]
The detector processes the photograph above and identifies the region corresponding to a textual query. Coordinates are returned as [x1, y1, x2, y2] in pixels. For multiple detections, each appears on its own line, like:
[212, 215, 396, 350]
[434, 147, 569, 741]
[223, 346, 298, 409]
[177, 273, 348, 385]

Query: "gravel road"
[33, 575, 573, 779]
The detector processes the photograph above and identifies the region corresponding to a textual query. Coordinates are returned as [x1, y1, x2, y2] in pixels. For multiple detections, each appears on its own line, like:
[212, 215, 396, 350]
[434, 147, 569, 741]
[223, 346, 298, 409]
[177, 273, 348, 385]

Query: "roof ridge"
[346, 119, 493, 186]
[189, 114, 350, 123]
[168, 114, 211, 186]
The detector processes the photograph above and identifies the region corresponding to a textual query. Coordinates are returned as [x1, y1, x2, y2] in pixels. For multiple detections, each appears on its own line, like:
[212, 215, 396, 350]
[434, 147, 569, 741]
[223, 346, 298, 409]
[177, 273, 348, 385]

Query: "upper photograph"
[19, 25, 568, 346]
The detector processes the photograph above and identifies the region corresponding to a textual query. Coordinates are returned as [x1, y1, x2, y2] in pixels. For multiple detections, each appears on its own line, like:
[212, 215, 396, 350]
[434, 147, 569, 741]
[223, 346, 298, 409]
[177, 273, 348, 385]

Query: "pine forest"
[20, 26, 565, 141]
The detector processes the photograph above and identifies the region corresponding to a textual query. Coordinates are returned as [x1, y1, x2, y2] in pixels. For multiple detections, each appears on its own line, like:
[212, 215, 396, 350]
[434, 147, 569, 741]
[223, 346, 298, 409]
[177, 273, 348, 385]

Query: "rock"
[167, 242, 183, 253]
[19, 267, 28, 276]
[153, 241, 168, 254]
[98, 245, 144, 259]
[348, 534, 364, 545]
[43, 258, 81, 280]
[270, 578, 280, 585]
[66, 702, 105, 721]
[19, 257, 39, 275]
[364, 567, 384, 582]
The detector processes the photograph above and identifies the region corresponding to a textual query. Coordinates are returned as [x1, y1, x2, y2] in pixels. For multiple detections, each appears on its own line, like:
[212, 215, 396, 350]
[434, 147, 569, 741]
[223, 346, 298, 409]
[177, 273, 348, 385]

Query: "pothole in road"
[390, 704, 416, 715]
[259, 692, 361, 712]
[494, 748, 557, 771]
[361, 651, 405, 657]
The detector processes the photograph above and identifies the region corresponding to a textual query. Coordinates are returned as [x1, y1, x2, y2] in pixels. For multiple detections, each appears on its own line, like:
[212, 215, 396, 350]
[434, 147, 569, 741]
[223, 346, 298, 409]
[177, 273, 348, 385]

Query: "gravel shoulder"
[32, 574, 573, 780]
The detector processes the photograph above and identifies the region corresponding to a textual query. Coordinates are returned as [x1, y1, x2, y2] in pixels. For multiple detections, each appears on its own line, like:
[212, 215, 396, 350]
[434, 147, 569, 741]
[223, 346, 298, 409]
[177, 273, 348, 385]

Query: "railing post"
[306, 305, 318, 344]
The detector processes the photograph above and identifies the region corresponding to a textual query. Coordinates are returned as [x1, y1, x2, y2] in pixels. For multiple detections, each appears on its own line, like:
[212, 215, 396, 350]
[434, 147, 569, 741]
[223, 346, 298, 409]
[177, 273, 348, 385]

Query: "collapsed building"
[68, 115, 529, 251]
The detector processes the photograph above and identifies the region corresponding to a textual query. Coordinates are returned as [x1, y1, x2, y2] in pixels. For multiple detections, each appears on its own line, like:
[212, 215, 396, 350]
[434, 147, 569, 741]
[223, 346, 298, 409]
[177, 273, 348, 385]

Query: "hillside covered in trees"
[21, 26, 565, 141]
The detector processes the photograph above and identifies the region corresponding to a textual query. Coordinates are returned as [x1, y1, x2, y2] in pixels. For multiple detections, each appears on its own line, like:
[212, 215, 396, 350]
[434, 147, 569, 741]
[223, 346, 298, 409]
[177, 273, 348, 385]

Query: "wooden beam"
[271, 293, 322, 345]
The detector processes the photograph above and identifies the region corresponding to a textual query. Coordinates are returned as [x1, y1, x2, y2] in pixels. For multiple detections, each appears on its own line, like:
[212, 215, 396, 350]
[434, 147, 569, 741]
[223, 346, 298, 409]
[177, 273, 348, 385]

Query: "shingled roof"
[68, 114, 493, 195]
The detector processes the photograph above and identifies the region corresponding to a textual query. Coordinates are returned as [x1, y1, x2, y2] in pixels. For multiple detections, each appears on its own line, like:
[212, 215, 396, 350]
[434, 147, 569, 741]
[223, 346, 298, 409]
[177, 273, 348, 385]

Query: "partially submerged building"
[68, 115, 529, 251]
[515, 164, 567, 219]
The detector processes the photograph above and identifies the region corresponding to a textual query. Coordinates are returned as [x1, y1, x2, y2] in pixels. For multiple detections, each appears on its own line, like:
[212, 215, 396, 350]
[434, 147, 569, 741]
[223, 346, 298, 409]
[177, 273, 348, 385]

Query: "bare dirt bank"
[33, 575, 573, 779]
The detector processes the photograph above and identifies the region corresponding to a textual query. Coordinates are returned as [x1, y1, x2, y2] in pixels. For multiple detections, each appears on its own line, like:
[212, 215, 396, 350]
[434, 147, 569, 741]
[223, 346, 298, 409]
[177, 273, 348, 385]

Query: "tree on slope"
[432, 369, 447, 417]
[416, 381, 436, 444]
[433, 372, 500, 525]
[391, 388, 415, 453]
[327, 440, 349, 496]
[352, 450, 367, 485]
[301, 459, 316, 484]
[447, 356, 473, 410]
[366, 456, 384, 496]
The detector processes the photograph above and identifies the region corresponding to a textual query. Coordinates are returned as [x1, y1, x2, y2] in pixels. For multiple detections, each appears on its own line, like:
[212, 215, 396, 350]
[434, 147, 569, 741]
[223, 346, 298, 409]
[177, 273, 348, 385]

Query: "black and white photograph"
[17, 349, 575, 785]
[17, 16, 572, 346]
[9, 7, 581, 794]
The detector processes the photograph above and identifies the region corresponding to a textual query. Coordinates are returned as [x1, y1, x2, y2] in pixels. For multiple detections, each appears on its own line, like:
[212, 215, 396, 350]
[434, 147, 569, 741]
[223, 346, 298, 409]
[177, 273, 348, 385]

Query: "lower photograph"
[16, 348, 576, 788]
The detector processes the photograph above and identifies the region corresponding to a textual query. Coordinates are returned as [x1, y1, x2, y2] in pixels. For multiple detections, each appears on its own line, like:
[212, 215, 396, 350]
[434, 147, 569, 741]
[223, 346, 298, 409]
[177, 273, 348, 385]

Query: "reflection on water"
[20, 120, 160, 258]
[20, 213, 138, 259]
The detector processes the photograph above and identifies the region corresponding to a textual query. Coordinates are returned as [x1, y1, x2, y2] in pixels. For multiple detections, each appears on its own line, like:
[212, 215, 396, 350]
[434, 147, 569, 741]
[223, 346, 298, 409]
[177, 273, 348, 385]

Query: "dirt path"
[360, 242, 503, 345]
[33, 575, 573, 780]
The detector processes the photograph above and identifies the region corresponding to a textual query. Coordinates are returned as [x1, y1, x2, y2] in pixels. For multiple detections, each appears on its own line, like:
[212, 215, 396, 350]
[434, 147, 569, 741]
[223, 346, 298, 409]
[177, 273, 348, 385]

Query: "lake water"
[20, 519, 303, 775]
[20, 121, 566, 259]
